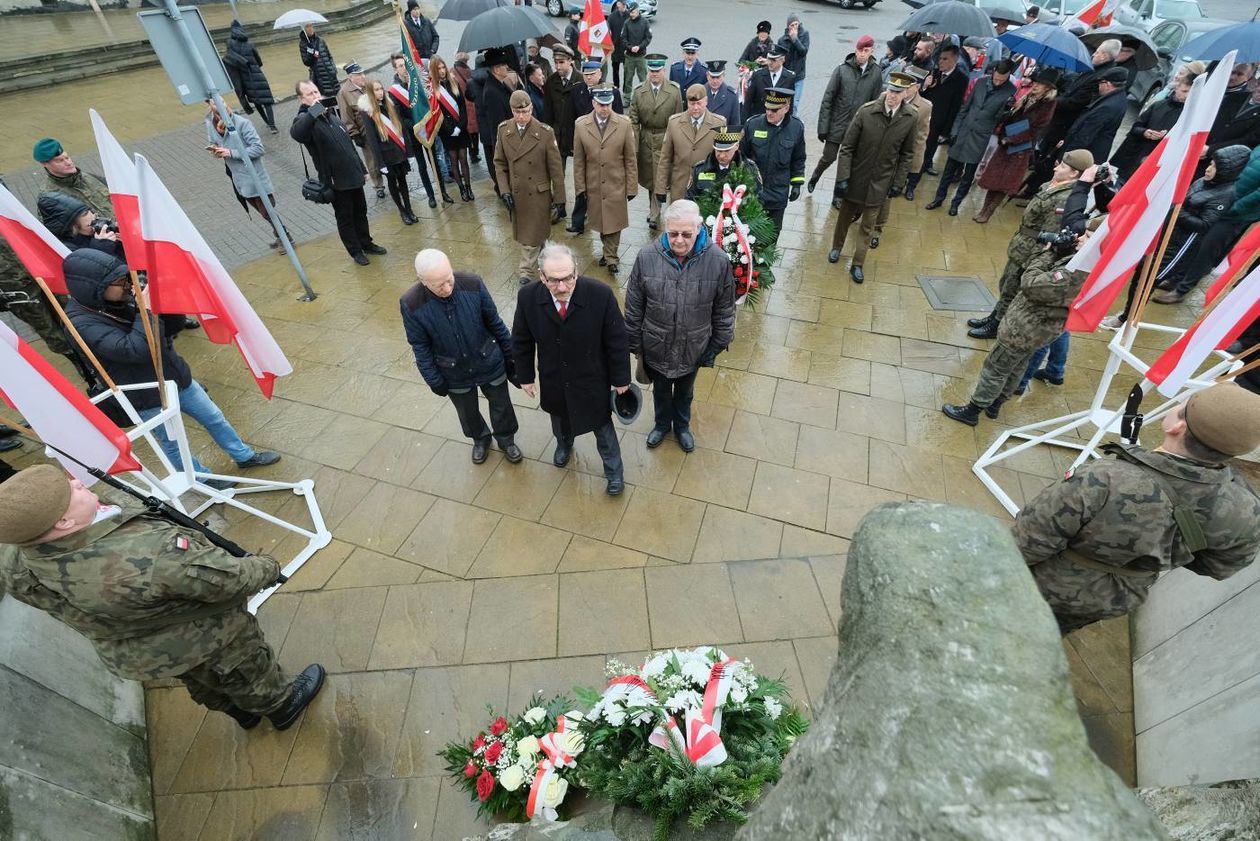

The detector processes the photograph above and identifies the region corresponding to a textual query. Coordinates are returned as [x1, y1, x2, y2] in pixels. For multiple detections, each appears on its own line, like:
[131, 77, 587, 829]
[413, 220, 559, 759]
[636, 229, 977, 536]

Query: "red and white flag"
[1204, 222, 1260, 304]
[1064, 0, 1120, 29]
[1065, 53, 1235, 332]
[0, 182, 70, 295]
[89, 109, 146, 273]
[1146, 262, 1260, 396]
[134, 154, 292, 398]
[578, 0, 613, 58]
[0, 320, 140, 483]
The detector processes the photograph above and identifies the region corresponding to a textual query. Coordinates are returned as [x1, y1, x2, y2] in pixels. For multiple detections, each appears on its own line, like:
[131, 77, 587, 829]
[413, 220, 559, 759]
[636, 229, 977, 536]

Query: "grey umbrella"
[983, 4, 1025, 23]
[1080, 25, 1158, 70]
[438, 0, 513, 23]
[458, 5, 559, 53]
[898, 1, 997, 38]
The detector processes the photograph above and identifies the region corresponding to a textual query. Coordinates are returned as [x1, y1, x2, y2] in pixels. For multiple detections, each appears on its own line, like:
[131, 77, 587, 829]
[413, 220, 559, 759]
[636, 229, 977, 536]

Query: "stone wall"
[0, 595, 154, 840]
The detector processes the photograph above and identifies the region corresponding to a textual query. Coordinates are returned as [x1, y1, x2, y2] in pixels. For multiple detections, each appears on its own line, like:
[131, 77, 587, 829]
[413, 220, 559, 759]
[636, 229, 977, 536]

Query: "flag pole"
[1124, 202, 1182, 328]
[1220, 356, 1260, 382]
[1163, 250, 1260, 344]
[129, 271, 167, 410]
[32, 276, 120, 393]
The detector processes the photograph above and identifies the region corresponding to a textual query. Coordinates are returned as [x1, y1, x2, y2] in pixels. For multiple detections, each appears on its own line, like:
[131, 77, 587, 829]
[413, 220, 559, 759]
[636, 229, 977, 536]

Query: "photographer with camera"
[942, 222, 1095, 426]
[37, 192, 123, 258]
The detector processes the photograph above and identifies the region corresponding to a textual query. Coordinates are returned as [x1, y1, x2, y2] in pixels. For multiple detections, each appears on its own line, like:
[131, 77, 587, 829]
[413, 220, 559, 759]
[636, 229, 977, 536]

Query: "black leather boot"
[966, 310, 996, 329]
[985, 396, 1007, 420]
[942, 401, 983, 426]
[225, 706, 261, 730]
[267, 664, 326, 731]
[904, 171, 921, 201]
[967, 318, 999, 339]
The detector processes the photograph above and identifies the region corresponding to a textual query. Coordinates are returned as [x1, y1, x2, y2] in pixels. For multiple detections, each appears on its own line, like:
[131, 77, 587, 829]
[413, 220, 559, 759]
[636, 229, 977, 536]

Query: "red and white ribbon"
[605, 660, 737, 768]
[711, 184, 755, 293]
[525, 711, 581, 821]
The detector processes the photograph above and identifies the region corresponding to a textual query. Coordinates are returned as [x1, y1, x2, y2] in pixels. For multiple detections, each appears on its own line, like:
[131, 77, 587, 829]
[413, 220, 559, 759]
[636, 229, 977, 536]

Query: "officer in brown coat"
[495, 90, 567, 284]
[627, 54, 682, 229]
[654, 84, 726, 207]
[870, 67, 932, 250]
[574, 86, 638, 275]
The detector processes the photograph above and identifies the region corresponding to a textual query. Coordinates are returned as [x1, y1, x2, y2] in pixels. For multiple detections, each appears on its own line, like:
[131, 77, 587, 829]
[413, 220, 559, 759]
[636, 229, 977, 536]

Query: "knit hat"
[33, 138, 63, 163]
[509, 90, 532, 109]
[1184, 383, 1260, 457]
[1062, 149, 1094, 172]
[0, 464, 71, 545]
[856, 34, 875, 50]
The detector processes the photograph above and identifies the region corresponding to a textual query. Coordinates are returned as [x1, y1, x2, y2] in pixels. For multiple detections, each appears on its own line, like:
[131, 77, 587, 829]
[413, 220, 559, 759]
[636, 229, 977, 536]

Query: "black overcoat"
[512, 277, 631, 436]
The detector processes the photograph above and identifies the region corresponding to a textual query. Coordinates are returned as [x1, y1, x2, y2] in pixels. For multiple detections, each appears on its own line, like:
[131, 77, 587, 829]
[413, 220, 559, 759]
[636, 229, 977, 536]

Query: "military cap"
[582, 59, 603, 74]
[1062, 148, 1094, 172]
[756, 20, 772, 34]
[886, 71, 916, 91]
[342, 61, 364, 74]
[33, 138, 63, 163]
[591, 85, 617, 105]
[645, 53, 669, 69]
[1184, 383, 1260, 457]
[764, 87, 793, 108]
[552, 43, 575, 59]
[905, 65, 930, 82]
[711, 126, 742, 150]
[1096, 66, 1130, 85]
[509, 90, 532, 109]
[686, 84, 707, 102]
[704, 60, 727, 76]
[680, 37, 701, 52]
[766, 44, 786, 60]
[0, 464, 71, 545]
[856, 34, 876, 50]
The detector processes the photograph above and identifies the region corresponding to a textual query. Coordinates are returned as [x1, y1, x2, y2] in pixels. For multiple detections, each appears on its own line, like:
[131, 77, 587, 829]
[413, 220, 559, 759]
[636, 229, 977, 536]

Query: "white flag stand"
[972, 321, 1242, 517]
[83, 381, 331, 613]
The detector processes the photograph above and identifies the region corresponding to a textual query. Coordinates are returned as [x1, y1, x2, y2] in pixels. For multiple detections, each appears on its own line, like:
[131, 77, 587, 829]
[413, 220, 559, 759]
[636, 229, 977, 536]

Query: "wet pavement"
[4, 0, 1247, 836]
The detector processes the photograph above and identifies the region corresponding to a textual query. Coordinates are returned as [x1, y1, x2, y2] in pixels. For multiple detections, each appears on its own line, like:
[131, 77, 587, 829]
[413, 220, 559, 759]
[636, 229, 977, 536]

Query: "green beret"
[0, 464, 71, 544]
[33, 138, 63, 163]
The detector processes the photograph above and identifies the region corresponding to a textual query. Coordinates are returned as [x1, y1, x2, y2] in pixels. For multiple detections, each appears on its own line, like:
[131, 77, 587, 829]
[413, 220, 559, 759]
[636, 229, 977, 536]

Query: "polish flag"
[1064, 0, 1120, 29]
[1204, 222, 1260, 304]
[578, 0, 613, 59]
[1064, 53, 1235, 332]
[134, 155, 292, 398]
[0, 320, 140, 483]
[1146, 262, 1260, 396]
[0, 183, 70, 294]
[89, 109, 146, 273]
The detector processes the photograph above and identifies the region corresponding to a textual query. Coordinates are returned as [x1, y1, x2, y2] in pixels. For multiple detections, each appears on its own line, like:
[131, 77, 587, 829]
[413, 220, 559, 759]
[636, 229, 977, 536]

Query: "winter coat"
[705, 83, 741, 128]
[627, 81, 682, 190]
[527, 81, 547, 120]
[669, 60, 706, 106]
[435, 79, 473, 151]
[574, 112, 637, 233]
[389, 74, 420, 157]
[1222, 146, 1260, 225]
[543, 70, 582, 155]
[1042, 61, 1114, 150]
[400, 273, 513, 391]
[41, 169, 113, 219]
[512, 277, 631, 437]
[452, 61, 479, 136]
[1109, 97, 1184, 179]
[290, 102, 366, 190]
[977, 93, 1056, 195]
[948, 75, 1016, 164]
[607, 6, 629, 59]
[63, 249, 192, 411]
[620, 15, 652, 56]
[999, 250, 1088, 353]
[742, 66, 797, 123]
[222, 21, 274, 107]
[740, 35, 774, 64]
[655, 110, 726, 200]
[298, 30, 338, 98]
[740, 113, 806, 210]
[902, 94, 933, 178]
[1005, 179, 1081, 268]
[834, 98, 918, 206]
[494, 117, 567, 247]
[1062, 88, 1127, 165]
[403, 10, 439, 59]
[1207, 84, 1252, 150]
[356, 96, 408, 169]
[1207, 98, 1260, 158]
[920, 64, 969, 142]
[687, 152, 761, 201]
[1169, 145, 1250, 240]
[337, 78, 369, 139]
[624, 228, 736, 379]
[205, 112, 274, 198]
[778, 15, 809, 80]
[37, 191, 93, 242]
[817, 54, 884, 144]
[480, 75, 515, 148]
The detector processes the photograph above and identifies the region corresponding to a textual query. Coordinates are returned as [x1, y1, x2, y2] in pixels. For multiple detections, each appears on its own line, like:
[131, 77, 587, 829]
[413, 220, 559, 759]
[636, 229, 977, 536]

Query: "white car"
[544, 0, 658, 19]
[1114, 0, 1204, 31]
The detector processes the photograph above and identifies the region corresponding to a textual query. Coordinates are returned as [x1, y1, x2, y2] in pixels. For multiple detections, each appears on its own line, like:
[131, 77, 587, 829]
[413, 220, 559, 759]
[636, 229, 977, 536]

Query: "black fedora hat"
[611, 382, 643, 425]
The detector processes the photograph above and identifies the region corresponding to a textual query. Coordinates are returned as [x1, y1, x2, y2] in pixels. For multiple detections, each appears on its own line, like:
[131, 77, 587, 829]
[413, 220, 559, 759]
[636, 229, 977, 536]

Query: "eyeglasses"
[665, 230, 696, 239]
[541, 272, 577, 286]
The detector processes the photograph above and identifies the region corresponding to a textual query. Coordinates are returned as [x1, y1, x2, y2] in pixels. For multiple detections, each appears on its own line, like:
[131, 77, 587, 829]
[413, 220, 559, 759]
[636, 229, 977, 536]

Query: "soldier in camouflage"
[942, 229, 1091, 426]
[33, 138, 114, 220]
[0, 465, 324, 730]
[1015, 383, 1260, 634]
[0, 239, 74, 356]
[966, 149, 1094, 340]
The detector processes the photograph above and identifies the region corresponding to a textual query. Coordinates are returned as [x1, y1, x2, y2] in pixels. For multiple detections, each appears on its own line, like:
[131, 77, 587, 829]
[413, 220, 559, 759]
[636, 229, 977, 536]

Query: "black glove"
[818, 133, 827, 143]
[308, 101, 326, 118]
[352, 134, 365, 148]
[655, 193, 666, 204]
[789, 185, 801, 201]
[429, 383, 449, 397]
[504, 359, 520, 388]
[946, 136, 956, 145]
[888, 184, 902, 198]
[503, 193, 515, 211]
[627, 194, 635, 202]
[836, 179, 848, 195]
[699, 351, 717, 368]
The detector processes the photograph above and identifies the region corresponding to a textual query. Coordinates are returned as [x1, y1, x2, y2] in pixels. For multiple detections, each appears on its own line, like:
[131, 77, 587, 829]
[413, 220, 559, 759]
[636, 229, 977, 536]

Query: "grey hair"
[663, 199, 702, 227]
[1096, 38, 1122, 59]
[538, 240, 576, 271]
[414, 248, 450, 280]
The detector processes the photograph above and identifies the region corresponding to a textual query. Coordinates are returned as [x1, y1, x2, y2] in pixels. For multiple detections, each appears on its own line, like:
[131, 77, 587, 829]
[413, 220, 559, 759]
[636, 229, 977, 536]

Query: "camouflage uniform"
[1015, 443, 1260, 633]
[0, 499, 290, 714]
[970, 249, 1087, 407]
[0, 240, 73, 355]
[40, 168, 114, 219]
[992, 179, 1079, 322]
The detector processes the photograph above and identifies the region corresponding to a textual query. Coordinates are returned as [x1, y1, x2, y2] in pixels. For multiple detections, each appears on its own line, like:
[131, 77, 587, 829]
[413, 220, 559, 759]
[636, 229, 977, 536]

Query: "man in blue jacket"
[401, 249, 523, 465]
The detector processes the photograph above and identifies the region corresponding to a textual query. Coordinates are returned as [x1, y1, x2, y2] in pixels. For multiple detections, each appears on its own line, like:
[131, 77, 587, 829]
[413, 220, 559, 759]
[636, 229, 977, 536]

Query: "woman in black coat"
[223, 21, 276, 132]
[299, 24, 339, 99]
[359, 81, 417, 224]
[432, 56, 475, 202]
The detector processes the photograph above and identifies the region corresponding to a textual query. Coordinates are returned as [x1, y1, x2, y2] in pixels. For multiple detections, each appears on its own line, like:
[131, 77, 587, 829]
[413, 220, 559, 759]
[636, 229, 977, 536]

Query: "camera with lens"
[1095, 163, 1112, 182]
[1037, 228, 1080, 254]
[93, 218, 120, 234]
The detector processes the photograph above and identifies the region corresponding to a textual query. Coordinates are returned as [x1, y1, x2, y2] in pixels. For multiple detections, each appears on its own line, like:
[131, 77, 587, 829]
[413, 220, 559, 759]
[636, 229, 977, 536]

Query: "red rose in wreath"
[476, 769, 495, 801]
[490, 716, 509, 736]
[484, 741, 504, 764]
[464, 762, 477, 778]
[472, 733, 486, 751]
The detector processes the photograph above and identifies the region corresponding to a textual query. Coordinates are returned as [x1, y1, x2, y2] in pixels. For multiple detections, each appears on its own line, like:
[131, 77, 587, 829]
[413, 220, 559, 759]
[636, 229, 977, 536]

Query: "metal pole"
[159, 0, 318, 301]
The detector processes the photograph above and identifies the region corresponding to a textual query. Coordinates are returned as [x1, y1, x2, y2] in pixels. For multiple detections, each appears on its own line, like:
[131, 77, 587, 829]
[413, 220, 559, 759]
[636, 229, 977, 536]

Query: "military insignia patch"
[176, 536, 189, 551]
[1052, 271, 1066, 283]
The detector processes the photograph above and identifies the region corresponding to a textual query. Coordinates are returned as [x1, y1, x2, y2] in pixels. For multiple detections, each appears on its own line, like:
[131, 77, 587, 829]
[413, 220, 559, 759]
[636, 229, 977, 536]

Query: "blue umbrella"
[1180, 20, 1260, 64]
[999, 22, 1092, 71]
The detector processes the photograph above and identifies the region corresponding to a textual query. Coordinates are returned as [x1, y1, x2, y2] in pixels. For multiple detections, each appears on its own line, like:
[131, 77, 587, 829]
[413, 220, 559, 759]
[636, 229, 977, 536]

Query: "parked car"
[543, 0, 657, 18]
[1114, 0, 1204, 31]
[1129, 16, 1233, 105]
[1034, 0, 1099, 23]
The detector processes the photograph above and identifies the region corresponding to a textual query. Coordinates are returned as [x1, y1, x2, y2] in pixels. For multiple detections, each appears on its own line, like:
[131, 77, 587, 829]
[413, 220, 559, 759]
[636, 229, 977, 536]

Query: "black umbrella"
[1080, 25, 1159, 70]
[984, 4, 1025, 23]
[438, 0, 513, 23]
[458, 5, 559, 54]
[898, 1, 997, 38]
